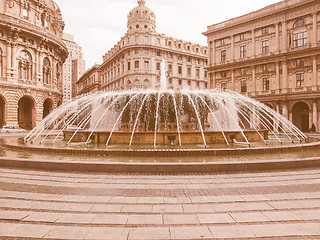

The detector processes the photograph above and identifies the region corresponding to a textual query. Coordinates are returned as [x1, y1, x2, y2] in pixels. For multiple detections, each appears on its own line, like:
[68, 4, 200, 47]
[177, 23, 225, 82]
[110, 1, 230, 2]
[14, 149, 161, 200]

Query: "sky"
[54, 0, 280, 69]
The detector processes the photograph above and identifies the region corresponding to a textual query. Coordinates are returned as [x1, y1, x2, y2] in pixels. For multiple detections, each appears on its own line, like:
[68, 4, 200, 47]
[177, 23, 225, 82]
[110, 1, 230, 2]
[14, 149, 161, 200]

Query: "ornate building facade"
[0, 0, 68, 129]
[62, 33, 85, 101]
[77, 64, 100, 96]
[97, 0, 208, 92]
[203, 0, 320, 132]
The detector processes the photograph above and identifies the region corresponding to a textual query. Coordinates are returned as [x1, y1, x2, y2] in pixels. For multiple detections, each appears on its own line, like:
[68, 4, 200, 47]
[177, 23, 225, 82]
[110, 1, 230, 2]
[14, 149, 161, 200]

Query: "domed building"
[0, 0, 68, 129]
[78, 0, 208, 94]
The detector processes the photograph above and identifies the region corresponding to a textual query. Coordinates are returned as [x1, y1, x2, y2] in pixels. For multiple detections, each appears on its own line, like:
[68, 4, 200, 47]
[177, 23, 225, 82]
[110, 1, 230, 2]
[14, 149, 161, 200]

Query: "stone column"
[282, 103, 288, 120]
[275, 23, 280, 53]
[282, 61, 288, 93]
[210, 72, 216, 89]
[313, 55, 318, 90]
[313, 12, 318, 47]
[251, 29, 255, 57]
[281, 21, 288, 52]
[6, 42, 11, 76]
[231, 69, 235, 91]
[276, 62, 280, 93]
[208, 41, 212, 66]
[252, 66, 256, 95]
[6, 99, 19, 126]
[231, 35, 234, 60]
[313, 101, 318, 132]
[11, 43, 16, 70]
[212, 41, 216, 65]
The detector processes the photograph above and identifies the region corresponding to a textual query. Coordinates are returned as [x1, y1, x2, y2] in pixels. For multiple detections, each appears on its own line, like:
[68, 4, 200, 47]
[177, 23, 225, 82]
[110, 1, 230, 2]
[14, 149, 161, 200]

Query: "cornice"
[0, 14, 67, 59]
[203, 0, 317, 36]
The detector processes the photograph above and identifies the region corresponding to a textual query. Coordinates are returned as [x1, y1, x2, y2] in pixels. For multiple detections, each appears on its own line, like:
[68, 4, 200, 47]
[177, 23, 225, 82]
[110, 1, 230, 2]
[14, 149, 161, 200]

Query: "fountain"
[21, 59, 307, 155]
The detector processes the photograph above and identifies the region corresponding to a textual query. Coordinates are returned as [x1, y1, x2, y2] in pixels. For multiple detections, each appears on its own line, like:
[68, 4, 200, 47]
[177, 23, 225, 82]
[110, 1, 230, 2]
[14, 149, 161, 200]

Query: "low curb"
[0, 156, 320, 174]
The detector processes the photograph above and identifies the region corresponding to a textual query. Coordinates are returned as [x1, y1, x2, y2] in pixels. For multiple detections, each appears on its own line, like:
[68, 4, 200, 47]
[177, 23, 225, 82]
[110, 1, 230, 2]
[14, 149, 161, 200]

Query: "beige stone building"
[0, 0, 68, 129]
[97, 0, 208, 92]
[203, 0, 320, 132]
[77, 64, 100, 95]
[62, 33, 85, 101]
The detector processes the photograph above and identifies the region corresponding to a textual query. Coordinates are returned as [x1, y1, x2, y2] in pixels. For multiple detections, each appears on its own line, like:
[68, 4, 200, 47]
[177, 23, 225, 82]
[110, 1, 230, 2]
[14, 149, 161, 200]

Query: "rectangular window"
[196, 82, 200, 87]
[221, 82, 227, 89]
[127, 62, 131, 71]
[240, 45, 246, 58]
[22, 8, 28, 18]
[221, 38, 226, 45]
[178, 66, 182, 74]
[296, 73, 304, 87]
[156, 62, 161, 71]
[262, 27, 269, 35]
[144, 49, 149, 55]
[241, 68, 246, 75]
[196, 69, 200, 78]
[293, 32, 307, 48]
[179, 79, 182, 85]
[262, 40, 269, 54]
[241, 81, 247, 93]
[240, 33, 246, 40]
[187, 68, 191, 76]
[296, 58, 304, 67]
[221, 71, 226, 78]
[135, 49, 139, 55]
[221, 50, 226, 63]
[135, 60, 139, 69]
[204, 71, 207, 78]
[144, 61, 149, 69]
[188, 80, 191, 86]
[262, 77, 270, 91]
[168, 64, 173, 73]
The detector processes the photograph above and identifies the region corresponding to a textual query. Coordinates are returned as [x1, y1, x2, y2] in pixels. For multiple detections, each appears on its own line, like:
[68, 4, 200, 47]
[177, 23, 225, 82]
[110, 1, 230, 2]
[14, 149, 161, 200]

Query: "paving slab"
[44, 226, 91, 239]
[128, 227, 170, 240]
[170, 226, 213, 239]
[85, 227, 129, 240]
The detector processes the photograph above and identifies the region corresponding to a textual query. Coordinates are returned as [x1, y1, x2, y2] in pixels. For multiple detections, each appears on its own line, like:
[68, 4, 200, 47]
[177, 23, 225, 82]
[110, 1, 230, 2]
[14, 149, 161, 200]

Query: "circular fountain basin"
[0, 134, 319, 173]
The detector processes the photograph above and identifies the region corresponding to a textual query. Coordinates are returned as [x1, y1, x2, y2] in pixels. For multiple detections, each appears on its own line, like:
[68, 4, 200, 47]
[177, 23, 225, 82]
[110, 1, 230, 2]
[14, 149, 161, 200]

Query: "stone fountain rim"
[1, 136, 319, 158]
[0, 137, 319, 173]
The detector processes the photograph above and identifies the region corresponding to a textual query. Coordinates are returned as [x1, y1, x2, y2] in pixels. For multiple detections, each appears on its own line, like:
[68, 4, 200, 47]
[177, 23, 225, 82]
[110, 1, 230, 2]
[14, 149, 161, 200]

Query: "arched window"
[18, 50, 32, 80]
[43, 58, 51, 84]
[293, 19, 306, 29]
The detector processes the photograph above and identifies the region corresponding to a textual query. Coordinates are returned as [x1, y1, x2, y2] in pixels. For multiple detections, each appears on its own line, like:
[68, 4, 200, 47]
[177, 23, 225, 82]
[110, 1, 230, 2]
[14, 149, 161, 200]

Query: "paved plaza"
[0, 166, 320, 239]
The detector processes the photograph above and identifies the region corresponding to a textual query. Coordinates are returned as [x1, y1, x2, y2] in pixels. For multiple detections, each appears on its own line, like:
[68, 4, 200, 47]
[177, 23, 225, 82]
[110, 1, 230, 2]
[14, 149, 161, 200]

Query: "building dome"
[127, 0, 156, 33]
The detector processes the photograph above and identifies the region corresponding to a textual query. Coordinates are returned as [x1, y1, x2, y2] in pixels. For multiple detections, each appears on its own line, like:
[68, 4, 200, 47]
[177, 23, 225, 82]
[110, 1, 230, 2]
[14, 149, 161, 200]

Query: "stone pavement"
[0, 167, 320, 239]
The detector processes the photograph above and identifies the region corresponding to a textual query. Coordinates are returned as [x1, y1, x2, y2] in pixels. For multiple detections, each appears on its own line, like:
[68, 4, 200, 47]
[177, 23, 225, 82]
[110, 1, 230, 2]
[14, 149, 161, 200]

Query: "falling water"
[24, 89, 307, 149]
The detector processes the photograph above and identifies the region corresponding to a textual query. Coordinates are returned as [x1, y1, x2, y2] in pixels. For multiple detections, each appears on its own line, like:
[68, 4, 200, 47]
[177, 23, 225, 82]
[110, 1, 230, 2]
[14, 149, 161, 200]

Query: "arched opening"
[0, 95, 5, 128]
[43, 57, 51, 85]
[43, 98, 53, 119]
[292, 102, 309, 132]
[18, 50, 32, 81]
[18, 96, 35, 130]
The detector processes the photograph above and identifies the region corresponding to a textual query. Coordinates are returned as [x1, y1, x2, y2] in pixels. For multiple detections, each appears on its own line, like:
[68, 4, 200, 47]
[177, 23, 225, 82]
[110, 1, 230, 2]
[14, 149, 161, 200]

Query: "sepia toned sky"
[54, 0, 280, 68]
